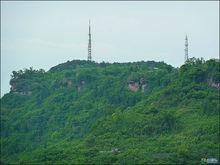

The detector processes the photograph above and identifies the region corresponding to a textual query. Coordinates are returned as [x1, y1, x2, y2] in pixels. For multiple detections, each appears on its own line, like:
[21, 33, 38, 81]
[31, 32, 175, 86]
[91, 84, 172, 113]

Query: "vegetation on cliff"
[1, 58, 219, 164]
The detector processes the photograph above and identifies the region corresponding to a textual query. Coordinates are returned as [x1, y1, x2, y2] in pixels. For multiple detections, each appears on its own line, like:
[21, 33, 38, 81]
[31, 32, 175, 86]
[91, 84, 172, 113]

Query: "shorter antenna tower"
[185, 35, 188, 63]
[88, 20, 92, 61]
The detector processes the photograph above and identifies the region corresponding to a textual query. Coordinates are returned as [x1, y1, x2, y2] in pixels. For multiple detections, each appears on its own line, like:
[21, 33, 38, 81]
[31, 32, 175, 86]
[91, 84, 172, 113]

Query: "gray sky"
[1, 1, 219, 96]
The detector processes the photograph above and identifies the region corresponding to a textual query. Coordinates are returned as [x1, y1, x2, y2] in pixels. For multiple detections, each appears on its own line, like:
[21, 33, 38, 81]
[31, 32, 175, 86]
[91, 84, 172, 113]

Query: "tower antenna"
[185, 34, 188, 63]
[88, 20, 92, 61]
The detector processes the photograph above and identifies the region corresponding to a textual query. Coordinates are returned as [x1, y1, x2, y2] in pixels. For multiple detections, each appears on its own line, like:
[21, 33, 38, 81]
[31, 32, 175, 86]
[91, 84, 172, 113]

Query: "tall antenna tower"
[88, 20, 92, 61]
[184, 35, 188, 63]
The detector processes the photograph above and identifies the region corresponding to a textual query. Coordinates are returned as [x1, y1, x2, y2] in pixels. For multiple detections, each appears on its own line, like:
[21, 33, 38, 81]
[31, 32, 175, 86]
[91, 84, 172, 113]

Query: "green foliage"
[1, 58, 219, 164]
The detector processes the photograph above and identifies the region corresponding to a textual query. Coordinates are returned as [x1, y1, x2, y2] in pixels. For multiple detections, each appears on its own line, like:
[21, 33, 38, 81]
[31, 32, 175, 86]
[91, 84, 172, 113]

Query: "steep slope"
[1, 58, 219, 164]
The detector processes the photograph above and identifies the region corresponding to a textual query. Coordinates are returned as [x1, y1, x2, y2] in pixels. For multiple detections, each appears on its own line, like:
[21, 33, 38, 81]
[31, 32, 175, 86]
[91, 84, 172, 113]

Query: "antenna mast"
[185, 35, 188, 63]
[88, 20, 92, 61]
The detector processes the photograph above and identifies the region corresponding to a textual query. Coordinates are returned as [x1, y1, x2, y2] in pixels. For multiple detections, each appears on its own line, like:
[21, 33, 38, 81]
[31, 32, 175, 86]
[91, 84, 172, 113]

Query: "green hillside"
[1, 58, 219, 164]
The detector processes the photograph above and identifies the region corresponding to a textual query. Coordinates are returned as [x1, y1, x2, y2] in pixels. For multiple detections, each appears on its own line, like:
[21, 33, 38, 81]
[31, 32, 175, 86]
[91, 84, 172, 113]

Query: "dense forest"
[1, 58, 219, 164]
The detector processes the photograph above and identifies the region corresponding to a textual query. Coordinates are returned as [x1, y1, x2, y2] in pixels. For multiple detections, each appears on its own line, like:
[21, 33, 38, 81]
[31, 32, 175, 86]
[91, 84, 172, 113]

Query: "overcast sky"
[1, 1, 219, 96]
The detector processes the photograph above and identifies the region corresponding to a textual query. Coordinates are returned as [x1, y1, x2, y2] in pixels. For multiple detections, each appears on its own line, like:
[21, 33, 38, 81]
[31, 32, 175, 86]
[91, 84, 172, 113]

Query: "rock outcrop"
[128, 78, 147, 92]
[10, 79, 32, 96]
[208, 81, 220, 89]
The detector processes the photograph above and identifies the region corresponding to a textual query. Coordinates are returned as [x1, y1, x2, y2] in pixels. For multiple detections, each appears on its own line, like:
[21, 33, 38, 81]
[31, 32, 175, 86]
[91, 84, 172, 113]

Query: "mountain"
[1, 58, 219, 164]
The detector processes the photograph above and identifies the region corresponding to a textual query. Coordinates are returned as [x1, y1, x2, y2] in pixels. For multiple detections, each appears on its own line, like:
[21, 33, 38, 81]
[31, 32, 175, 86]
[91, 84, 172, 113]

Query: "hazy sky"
[1, 1, 219, 96]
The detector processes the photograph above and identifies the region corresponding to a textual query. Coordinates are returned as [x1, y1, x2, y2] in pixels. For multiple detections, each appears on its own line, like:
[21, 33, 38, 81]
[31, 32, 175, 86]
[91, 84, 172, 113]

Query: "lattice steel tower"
[88, 20, 92, 61]
[185, 35, 188, 63]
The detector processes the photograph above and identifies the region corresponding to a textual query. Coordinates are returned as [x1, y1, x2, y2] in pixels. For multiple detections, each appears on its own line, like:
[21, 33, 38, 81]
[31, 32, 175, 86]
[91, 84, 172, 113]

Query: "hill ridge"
[1, 57, 219, 164]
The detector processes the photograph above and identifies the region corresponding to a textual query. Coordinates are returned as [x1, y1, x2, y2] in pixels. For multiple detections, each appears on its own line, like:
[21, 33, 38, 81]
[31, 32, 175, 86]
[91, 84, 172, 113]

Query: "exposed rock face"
[208, 82, 220, 89]
[207, 78, 220, 89]
[10, 83, 17, 92]
[128, 78, 147, 92]
[60, 78, 85, 92]
[10, 79, 32, 96]
[128, 81, 139, 92]
[61, 78, 73, 88]
[10, 79, 18, 92]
